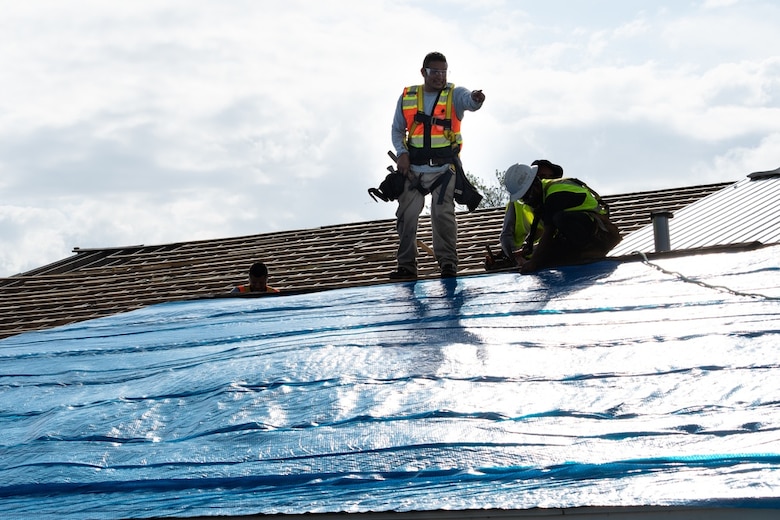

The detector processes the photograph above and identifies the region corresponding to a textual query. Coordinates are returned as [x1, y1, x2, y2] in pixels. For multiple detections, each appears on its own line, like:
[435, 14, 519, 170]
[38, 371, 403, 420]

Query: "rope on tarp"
[635, 251, 780, 301]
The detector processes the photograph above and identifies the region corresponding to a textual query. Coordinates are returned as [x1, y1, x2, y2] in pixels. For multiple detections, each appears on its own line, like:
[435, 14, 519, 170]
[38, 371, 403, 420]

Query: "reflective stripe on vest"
[402, 84, 463, 154]
[542, 178, 606, 214]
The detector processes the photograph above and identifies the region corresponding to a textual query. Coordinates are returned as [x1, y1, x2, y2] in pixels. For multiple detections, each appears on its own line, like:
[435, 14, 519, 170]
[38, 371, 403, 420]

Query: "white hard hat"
[504, 163, 538, 202]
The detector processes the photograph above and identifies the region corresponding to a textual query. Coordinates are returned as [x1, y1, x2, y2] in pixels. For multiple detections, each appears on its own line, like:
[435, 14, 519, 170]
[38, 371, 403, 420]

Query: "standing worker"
[389, 51, 485, 280]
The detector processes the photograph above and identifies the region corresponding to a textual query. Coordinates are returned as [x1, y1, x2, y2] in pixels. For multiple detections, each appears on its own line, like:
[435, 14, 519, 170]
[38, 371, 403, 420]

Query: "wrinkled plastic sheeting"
[1, 246, 779, 518]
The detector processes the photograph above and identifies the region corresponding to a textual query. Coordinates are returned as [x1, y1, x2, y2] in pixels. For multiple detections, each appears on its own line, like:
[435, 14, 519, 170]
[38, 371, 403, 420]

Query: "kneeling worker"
[231, 261, 280, 294]
[503, 164, 621, 273]
[499, 159, 564, 266]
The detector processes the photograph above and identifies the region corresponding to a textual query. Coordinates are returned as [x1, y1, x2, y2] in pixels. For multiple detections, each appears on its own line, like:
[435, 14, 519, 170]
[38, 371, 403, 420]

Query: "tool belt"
[368, 171, 406, 202]
[368, 149, 483, 212]
[590, 212, 622, 251]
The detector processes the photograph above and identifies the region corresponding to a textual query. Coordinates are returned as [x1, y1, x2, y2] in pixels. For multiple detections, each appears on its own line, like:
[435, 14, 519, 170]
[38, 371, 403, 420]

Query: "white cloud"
[701, 0, 742, 8]
[695, 133, 780, 180]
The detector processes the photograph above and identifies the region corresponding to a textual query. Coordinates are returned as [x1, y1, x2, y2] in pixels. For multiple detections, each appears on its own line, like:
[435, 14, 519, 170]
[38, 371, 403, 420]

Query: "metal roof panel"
[610, 174, 780, 256]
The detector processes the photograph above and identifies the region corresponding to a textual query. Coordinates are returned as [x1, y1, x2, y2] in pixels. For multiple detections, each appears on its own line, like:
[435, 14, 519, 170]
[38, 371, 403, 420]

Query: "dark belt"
[412, 158, 451, 167]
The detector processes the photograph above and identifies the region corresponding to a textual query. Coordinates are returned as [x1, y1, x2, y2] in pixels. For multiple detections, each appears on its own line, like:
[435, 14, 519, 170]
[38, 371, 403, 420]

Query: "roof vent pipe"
[651, 211, 674, 252]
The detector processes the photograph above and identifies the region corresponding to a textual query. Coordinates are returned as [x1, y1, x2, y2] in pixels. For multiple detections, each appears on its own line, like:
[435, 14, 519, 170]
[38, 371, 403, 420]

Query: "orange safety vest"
[402, 83, 462, 163]
[236, 285, 280, 293]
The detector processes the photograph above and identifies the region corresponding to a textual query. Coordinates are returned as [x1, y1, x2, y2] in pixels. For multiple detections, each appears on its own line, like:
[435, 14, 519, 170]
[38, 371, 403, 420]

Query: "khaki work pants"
[395, 169, 457, 274]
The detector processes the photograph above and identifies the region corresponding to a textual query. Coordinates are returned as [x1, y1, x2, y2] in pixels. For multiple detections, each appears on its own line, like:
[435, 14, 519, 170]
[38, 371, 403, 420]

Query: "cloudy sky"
[1, 0, 779, 277]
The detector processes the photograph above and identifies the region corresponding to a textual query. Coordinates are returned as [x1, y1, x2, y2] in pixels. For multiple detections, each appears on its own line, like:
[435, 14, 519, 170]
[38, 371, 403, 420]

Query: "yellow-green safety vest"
[542, 178, 607, 215]
[508, 201, 542, 247]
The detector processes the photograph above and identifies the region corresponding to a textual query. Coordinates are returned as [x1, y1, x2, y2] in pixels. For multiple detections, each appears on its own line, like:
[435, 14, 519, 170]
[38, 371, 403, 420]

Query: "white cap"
[504, 164, 538, 202]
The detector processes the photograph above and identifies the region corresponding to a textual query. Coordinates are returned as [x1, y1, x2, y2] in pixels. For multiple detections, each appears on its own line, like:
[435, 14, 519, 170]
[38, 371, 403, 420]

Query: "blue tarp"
[1, 246, 779, 519]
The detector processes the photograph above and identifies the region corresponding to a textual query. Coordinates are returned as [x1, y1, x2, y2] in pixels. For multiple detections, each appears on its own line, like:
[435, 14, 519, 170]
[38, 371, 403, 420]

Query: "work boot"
[440, 264, 457, 278]
[389, 267, 417, 280]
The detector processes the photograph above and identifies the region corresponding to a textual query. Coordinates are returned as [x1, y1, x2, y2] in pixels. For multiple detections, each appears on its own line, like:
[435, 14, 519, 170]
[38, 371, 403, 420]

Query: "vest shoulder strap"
[565, 178, 610, 215]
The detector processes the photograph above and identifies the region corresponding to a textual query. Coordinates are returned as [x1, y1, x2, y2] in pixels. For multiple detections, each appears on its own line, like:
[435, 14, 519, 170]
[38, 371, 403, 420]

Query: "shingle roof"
[0, 181, 734, 340]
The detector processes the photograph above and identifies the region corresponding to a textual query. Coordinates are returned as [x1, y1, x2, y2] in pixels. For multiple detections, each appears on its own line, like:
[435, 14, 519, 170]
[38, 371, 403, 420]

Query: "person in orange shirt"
[231, 261, 280, 294]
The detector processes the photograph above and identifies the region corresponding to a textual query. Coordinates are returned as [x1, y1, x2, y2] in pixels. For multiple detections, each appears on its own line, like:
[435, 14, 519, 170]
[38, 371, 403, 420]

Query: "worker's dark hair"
[248, 261, 269, 277]
[423, 51, 447, 68]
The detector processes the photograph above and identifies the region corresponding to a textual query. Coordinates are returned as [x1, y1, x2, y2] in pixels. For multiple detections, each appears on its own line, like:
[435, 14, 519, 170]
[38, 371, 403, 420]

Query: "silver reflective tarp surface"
[1, 246, 779, 518]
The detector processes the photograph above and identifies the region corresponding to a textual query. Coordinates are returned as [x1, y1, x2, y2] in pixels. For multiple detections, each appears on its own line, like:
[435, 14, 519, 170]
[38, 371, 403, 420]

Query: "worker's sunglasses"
[425, 68, 448, 77]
